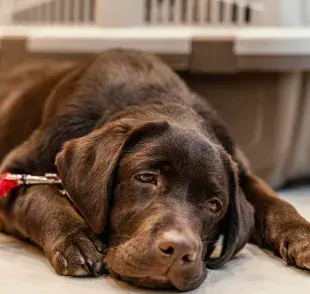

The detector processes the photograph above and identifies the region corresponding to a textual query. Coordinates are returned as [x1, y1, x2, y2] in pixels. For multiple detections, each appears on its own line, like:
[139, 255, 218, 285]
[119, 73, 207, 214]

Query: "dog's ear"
[207, 154, 254, 269]
[55, 119, 169, 234]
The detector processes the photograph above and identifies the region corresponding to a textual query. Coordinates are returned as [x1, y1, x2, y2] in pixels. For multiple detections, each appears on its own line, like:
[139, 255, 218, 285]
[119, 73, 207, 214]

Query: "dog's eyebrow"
[129, 158, 169, 172]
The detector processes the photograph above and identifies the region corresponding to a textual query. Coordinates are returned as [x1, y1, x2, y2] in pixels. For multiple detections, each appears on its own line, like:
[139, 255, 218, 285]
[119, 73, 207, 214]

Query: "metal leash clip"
[1, 172, 76, 211]
[4, 173, 62, 185]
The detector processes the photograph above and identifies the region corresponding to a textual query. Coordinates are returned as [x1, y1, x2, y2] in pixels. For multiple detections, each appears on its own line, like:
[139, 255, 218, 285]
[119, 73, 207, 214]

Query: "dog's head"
[55, 118, 254, 291]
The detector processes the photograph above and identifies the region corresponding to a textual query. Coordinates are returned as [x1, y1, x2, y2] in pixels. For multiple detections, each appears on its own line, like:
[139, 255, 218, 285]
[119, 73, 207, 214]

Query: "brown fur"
[0, 50, 310, 291]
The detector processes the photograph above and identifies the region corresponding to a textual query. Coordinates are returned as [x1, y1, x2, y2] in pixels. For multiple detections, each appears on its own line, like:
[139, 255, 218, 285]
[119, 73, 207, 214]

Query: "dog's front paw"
[47, 227, 107, 277]
[277, 222, 310, 270]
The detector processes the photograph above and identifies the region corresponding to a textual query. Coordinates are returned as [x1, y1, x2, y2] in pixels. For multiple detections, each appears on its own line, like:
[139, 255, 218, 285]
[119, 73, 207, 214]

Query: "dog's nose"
[157, 231, 199, 266]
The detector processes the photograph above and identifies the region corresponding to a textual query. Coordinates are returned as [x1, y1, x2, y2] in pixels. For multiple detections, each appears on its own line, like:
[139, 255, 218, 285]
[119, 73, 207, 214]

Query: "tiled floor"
[1, 186, 310, 294]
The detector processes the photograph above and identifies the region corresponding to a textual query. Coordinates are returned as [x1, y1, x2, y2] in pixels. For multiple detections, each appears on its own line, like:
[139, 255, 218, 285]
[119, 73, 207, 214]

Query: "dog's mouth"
[121, 275, 173, 289]
[149, 275, 169, 282]
[108, 267, 206, 291]
[108, 267, 173, 288]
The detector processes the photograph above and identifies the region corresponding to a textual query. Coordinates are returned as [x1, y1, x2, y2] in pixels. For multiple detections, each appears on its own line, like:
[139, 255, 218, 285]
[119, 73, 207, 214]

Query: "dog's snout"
[157, 231, 199, 266]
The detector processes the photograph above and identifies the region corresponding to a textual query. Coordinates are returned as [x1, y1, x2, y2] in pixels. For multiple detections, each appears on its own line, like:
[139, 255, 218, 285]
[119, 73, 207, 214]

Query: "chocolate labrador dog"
[1, 49, 310, 291]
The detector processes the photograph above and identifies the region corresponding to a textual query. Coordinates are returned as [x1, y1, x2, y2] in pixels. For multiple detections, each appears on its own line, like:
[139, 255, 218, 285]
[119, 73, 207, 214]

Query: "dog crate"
[285, 74, 310, 183]
[1, 1, 310, 188]
[183, 72, 303, 188]
[1, 1, 310, 55]
[0, 0, 309, 27]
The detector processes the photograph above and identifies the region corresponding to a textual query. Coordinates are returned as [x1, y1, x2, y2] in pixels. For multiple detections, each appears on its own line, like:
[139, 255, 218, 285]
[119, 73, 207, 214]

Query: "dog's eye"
[206, 199, 222, 213]
[135, 173, 157, 185]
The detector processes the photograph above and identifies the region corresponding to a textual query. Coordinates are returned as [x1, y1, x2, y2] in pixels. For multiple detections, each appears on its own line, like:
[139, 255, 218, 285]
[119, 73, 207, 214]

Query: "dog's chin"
[120, 275, 174, 290]
[109, 268, 207, 291]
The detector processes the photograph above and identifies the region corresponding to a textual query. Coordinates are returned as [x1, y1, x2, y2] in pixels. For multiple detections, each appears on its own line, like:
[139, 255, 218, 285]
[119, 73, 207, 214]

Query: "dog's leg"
[240, 173, 310, 270]
[0, 184, 106, 277]
[0, 129, 106, 276]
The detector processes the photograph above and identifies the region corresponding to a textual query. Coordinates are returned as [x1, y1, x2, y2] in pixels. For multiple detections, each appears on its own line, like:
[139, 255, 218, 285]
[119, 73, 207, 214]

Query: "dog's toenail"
[97, 245, 106, 253]
[79, 257, 86, 265]
[94, 260, 104, 272]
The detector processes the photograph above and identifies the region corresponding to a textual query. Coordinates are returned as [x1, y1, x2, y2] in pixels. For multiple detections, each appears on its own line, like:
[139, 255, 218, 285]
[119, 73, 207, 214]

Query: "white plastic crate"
[0, 0, 95, 25]
[0, 2, 310, 191]
[0, 0, 308, 28]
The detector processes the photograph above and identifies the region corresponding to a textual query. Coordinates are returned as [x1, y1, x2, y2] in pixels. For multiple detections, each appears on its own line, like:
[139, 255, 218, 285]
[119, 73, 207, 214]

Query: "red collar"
[0, 173, 62, 198]
[0, 173, 77, 212]
[0, 173, 19, 198]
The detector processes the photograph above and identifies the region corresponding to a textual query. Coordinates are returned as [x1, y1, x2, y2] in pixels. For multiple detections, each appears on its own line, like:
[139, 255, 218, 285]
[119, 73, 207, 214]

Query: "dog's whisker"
[202, 240, 216, 244]
[201, 229, 218, 240]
